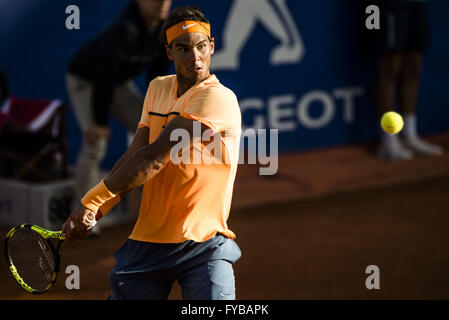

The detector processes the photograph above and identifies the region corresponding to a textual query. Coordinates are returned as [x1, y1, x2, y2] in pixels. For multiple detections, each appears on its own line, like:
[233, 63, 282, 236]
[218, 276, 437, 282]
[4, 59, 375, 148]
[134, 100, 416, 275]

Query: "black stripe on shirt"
[148, 111, 180, 117]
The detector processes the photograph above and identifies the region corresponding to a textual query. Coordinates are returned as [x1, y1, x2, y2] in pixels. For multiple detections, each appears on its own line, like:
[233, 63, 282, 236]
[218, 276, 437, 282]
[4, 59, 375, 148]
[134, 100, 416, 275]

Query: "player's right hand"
[62, 204, 96, 241]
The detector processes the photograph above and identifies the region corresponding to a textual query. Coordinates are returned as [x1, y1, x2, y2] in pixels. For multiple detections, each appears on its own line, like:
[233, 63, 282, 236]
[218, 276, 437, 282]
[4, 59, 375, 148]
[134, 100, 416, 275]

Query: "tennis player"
[63, 5, 242, 300]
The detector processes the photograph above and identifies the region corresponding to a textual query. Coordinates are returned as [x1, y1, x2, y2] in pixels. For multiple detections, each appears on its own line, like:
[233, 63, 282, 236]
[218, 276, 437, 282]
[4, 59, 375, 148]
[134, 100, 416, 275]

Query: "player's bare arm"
[93, 126, 150, 213]
[107, 126, 150, 190]
[104, 116, 208, 193]
[62, 126, 149, 240]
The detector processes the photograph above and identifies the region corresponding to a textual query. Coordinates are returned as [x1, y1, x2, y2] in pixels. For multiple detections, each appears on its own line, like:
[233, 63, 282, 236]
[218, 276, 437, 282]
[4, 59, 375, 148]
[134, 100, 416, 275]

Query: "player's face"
[137, 0, 172, 21]
[168, 32, 215, 84]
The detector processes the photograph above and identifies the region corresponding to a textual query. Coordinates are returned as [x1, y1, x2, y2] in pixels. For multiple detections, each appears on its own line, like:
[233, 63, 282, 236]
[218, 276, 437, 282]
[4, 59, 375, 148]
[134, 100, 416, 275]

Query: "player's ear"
[209, 37, 215, 55]
[165, 44, 174, 61]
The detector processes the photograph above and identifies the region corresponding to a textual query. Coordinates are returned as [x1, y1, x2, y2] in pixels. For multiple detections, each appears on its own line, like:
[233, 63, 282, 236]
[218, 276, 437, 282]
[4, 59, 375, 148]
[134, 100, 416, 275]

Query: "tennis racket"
[5, 209, 97, 294]
[4, 223, 68, 294]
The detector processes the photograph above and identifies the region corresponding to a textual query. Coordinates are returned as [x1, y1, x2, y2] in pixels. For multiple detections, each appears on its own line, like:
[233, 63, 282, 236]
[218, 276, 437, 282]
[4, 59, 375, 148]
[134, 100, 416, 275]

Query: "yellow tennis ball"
[381, 111, 404, 134]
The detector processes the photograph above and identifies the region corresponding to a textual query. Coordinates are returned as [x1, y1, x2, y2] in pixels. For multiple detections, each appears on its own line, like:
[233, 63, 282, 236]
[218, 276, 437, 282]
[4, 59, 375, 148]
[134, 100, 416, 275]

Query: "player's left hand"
[62, 204, 96, 241]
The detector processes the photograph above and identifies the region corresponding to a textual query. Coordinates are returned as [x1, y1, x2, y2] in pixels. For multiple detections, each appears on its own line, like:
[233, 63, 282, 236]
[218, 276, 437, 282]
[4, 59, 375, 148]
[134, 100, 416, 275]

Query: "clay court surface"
[1, 132, 449, 300]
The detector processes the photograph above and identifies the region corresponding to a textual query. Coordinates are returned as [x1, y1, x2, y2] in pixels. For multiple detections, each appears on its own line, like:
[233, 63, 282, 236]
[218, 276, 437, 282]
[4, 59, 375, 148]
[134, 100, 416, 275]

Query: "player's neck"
[176, 72, 210, 97]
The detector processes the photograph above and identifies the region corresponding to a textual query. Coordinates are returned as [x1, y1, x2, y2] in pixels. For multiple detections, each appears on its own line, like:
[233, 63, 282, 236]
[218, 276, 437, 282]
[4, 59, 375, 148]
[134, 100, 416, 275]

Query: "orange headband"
[166, 20, 211, 45]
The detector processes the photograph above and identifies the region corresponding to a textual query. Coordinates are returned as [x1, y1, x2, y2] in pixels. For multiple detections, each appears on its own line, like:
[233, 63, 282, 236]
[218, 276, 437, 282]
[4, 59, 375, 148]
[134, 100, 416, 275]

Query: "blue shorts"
[108, 234, 242, 300]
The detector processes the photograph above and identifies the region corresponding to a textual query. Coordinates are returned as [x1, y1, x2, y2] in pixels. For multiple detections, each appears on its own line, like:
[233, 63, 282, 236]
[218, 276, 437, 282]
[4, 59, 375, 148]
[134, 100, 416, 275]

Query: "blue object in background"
[1, 0, 448, 169]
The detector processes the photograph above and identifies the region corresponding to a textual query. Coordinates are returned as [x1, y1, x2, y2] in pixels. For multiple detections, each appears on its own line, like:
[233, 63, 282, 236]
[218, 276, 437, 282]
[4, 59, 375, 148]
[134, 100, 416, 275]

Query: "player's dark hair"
[161, 5, 211, 46]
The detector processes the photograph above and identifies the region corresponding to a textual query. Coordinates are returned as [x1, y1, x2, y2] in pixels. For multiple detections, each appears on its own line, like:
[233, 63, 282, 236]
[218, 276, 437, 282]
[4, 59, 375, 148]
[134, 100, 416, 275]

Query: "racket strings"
[7, 228, 56, 291]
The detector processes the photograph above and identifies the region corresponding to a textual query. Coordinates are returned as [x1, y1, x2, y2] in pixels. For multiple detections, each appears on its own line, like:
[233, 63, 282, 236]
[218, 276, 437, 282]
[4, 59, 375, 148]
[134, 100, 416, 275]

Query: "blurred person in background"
[66, 0, 172, 225]
[376, 0, 443, 160]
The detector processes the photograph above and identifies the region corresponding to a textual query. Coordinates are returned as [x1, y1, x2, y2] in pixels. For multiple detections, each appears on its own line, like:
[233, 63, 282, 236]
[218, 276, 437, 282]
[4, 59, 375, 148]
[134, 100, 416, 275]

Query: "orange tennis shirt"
[130, 74, 242, 243]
